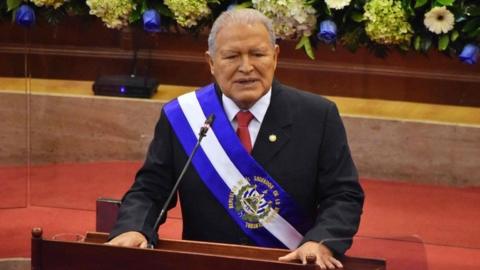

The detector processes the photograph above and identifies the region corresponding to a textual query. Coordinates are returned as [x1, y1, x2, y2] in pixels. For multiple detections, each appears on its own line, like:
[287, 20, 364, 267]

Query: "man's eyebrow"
[220, 50, 239, 54]
[218, 46, 271, 55]
[251, 47, 269, 52]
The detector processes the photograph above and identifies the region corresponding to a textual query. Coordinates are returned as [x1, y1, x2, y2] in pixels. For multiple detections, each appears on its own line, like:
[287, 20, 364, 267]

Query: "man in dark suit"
[108, 8, 363, 269]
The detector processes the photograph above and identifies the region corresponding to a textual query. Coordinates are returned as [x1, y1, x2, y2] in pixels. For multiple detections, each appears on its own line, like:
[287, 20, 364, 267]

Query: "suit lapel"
[252, 82, 293, 166]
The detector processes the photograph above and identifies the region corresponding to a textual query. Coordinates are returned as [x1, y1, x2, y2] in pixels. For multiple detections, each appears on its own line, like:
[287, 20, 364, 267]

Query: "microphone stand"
[147, 114, 215, 248]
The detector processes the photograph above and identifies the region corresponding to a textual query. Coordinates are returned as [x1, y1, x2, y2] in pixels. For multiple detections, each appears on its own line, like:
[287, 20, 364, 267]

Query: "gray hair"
[207, 8, 276, 56]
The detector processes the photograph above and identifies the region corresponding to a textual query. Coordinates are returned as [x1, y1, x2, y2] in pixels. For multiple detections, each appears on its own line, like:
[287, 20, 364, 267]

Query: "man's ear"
[205, 51, 215, 76]
[273, 44, 280, 70]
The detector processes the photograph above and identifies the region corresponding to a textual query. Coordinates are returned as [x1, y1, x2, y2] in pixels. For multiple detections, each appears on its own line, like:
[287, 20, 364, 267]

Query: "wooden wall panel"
[1, 19, 479, 106]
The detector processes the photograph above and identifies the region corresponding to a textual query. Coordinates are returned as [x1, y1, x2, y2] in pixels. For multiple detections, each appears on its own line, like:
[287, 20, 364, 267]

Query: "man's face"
[206, 22, 279, 109]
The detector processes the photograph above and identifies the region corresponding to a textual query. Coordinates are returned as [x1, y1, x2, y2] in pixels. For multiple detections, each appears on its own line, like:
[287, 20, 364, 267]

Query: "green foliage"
[41, 7, 65, 25]
[438, 34, 450, 50]
[436, 0, 455, 6]
[7, 0, 22, 12]
[296, 35, 315, 59]
[2, 0, 478, 59]
[363, 0, 413, 46]
[451, 29, 459, 41]
[414, 0, 428, 8]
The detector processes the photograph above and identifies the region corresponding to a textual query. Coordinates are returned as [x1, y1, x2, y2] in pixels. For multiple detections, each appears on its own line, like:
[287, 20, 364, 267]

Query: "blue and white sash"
[164, 84, 308, 249]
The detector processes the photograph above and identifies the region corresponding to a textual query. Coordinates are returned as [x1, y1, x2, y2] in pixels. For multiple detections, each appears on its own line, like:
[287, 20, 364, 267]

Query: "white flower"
[424, 6, 455, 34]
[31, 0, 67, 9]
[325, 0, 351, 10]
[86, 0, 135, 29]
[164, 0, 211, 28]
[253, 0, 317, 39]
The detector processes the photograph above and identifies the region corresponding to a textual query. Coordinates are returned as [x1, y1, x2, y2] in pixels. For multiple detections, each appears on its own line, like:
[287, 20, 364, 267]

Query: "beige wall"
[1, 92, 479, 186]
[344, 116, 480, 186]
[0, 93, 28, 165]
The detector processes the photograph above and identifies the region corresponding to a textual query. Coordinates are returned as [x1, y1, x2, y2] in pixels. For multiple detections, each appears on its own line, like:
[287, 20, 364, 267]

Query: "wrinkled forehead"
[219, 21, 266, 34]
[207, 9, 276, 56]
[215, 22, 272, 45]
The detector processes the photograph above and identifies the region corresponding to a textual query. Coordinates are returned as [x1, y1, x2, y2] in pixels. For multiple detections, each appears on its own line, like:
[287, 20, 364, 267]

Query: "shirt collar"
[222, 88, 272, 123]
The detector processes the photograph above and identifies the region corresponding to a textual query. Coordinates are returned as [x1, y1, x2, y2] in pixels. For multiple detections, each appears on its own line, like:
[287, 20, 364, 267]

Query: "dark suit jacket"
[110, 81, 364, 255]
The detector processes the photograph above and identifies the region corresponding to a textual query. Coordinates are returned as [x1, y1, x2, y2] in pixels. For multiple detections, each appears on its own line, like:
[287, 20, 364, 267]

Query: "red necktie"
[236, 111, 254, 154]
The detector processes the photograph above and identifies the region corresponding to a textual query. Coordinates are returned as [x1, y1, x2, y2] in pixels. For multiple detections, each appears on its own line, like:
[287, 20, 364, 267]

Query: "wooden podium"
[31, 228, 385, 270]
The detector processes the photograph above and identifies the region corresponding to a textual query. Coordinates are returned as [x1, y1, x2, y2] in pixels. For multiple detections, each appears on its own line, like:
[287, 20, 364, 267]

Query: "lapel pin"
[269, 134, 277, 142]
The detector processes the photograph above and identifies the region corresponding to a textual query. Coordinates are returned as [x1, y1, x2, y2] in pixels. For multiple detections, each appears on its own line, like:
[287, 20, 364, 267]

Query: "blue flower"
[143, 9, 161, 33]
[317, 20, 337, 44]
[459, 44, 479, 65]
[15, 5, 35, 28]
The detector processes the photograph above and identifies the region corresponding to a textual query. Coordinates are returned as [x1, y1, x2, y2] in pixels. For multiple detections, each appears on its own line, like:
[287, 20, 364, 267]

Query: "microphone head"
[206, 114, 216, 126]
[199, 114, 215, 137]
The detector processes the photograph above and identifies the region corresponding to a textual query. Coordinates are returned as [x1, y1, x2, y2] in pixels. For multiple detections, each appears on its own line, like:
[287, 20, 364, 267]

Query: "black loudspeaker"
[93, 75, 159, 98]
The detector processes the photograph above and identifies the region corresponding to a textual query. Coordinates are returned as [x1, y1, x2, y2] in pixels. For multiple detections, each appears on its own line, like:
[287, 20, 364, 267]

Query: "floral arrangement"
[164, 0, 211, 28]
[86, 0, 136, 29]
[3, 0, 480, 64]
[252, 0, 317, 40]
[363, 0, 413, 46]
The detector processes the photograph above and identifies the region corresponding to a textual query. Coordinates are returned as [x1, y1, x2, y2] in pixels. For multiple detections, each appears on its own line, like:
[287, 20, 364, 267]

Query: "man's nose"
[238, 56, 254, 73]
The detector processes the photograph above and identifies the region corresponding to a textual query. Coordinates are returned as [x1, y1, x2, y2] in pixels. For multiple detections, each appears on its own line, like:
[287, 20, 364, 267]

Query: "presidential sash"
[163, 84, 309, 249]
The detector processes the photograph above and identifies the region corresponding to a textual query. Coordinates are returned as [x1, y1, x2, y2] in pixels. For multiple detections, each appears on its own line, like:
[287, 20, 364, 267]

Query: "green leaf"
[304, 40, 315, 60]
[7, 0, 22, 12]
[140, 0, 148, 14]
[414, 0, 428, 8]
[399, 44, 410, 51]
[465, 5, 480, 17]
[462, 18, 480, 33]
[11, 10, 16, 23]
[421, 36, 432, 52]
[236, 2, 253, 9]
[438, 34, 449, 51]
[155, 3, 174, 18]
[436, 0, 455, 6]
[414, 36, 421, 51]
[450, 30, 459, 41]
[129, 2, 144, 23]
[295, 35, 315, 60]
[402, 0, 415, 17]
[350, 11, 364, 23]
[295, 40, 303, 50]
[323, 4, 332, 17]
[467, 27, 480, 38]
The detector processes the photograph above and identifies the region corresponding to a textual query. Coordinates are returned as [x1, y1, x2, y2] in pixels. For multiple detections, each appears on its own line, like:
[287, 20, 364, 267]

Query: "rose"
[15, 5, 36, 27]
[143, 9, 161, 33]
[459, 44, 479, 65]
[317, 20, 337, 44]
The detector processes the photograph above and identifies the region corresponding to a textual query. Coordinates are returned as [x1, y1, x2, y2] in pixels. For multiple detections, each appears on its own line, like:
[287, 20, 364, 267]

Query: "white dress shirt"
[222, 89, 271, 147]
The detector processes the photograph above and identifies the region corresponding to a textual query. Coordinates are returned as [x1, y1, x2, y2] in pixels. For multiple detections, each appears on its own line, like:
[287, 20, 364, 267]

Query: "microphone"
[200, 114, 215, 137]
[147, 113, 215, 248]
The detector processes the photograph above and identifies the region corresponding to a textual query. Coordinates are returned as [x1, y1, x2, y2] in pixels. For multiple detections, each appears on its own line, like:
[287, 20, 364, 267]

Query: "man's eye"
[223, 55, 237, 59]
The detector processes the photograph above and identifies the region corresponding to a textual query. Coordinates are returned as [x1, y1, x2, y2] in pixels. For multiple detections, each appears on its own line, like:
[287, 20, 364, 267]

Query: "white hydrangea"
[253, 0, 317, 39]
[30, 0, 68, 9]
[325, 0, 351, 10]
[164, 0, 211, 28]
[86, 0, 135, 29]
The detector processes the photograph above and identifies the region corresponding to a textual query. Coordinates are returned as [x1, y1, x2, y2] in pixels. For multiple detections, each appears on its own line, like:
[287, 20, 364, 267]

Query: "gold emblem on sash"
[228, 176, 281, 229]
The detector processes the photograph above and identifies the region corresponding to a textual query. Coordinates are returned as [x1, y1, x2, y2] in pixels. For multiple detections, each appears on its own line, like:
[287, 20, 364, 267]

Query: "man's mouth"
[235, 78, 258, 85]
